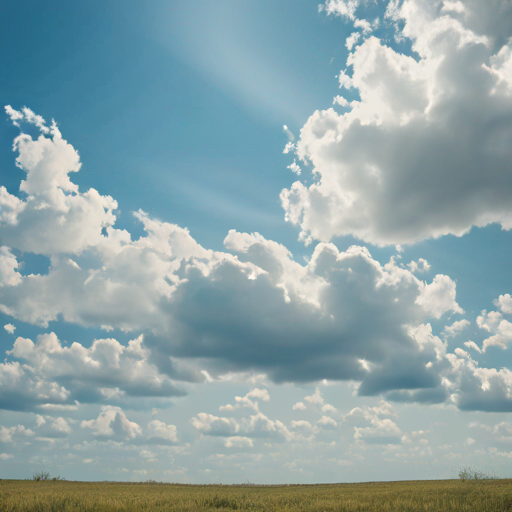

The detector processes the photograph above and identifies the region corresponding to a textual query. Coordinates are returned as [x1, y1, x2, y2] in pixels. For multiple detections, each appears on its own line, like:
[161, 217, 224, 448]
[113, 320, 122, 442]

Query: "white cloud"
[283, 141, 295, 154]
[283, 125, 295, 142]
[0, 107, 117, 257]
[442, 319, 470, 339]
[446, 350, 512, 411]
[5, 105, 23, 126]
[289, 419, 314, 433]
[246, 388, 270, 401]
[320, 0, 360, 21]
[321, 403, 337, 413]
[191, 409, 293, 443]
[441, 1, 466, 14]
[0, 424, 34, 444]
[147, 420, 178, 443]
[0, 247, 22, 287]
[464, 341, 482, 353]
[471, 420, 512, 443]
[0, 453, 13, 460]
[304, 387, 325, 406]
[1, 332, 186, 411]
[416, 275, 463, 319]
[407, 258, 430, 274]
[292, 401, 306, 411]
[344, 400, 402, 444]
[224, 436, 253, 448]
[287, 161, 302, 176]
[477, 309, 512, 351]
[139, 449, 157, 459]
[281, 0, 512, 246]
[346, 32, 361, 50]
[494, 294, 512, 314]
[318, 415, 338, 428]
[191, 413, 239, 437]
[219, 388, 270, 413]
[81, 406, 142, 440]
[333, 95, 349, 107]
[3, 324, 15, 334]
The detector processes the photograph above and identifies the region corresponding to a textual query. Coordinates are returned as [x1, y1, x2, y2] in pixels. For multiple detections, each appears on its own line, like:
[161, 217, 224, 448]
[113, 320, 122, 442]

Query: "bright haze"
[1, 0, 512, 483]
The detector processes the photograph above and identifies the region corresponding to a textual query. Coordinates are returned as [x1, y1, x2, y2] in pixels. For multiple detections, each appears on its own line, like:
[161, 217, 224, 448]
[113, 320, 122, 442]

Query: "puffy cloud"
[343, 400, 402, 444]
[416, 275, 463, 319]
[81, 406, 142, 440]
[292, 402, 306, 411]
[0, 247, 22, 287]
[147, 420, 178, 444]
[477, 309, 512, 351]
[318, 416, 338, 428]
[304, 388, 325, 406]
[281, 0, 512, 246]
[0, 360, 71, 412]
[464, 340, 482, 353]
[0, 107, 117, 256]
[1, 333, 186, 411]
[191, 413, 240, 437]
[34, 415, 72, 438]
[321, 0, 360, 20]
[5, 106, 49, 133]
[3, 324, 15, 334]
[346, 32, 361, 51]
[224, 436, 253, 448]
[287, 161, 302, 176]
[470, 419, 512, 443]
[0, 424, 34, 444]
[246, 388, 270, 401]
[162, 240, 461, 395]
[191, 410, 293, 443]
[445, 350, 512, 411]
[407, 258, 430, 274]
[442, 319, 471, 339]
[457, 0, 512, 49]
[354, 418, 402, 444]
[494, 294, 512, 314]
[220, 388, 270, 413]
[289, 419, 315, 433]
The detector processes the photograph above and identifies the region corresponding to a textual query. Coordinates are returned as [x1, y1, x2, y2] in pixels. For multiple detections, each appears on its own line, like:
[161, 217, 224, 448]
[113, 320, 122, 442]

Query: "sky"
[1, 0, 512, 484]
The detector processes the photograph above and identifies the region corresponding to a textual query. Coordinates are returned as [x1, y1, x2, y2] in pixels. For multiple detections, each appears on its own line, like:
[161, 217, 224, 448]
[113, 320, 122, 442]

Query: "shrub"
[458, 465, 497, 481]
[32, 470, 64, 481]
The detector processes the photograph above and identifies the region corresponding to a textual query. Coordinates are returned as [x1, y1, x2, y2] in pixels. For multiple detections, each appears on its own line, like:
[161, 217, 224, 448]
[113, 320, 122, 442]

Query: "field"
[1, 479, 512, 512]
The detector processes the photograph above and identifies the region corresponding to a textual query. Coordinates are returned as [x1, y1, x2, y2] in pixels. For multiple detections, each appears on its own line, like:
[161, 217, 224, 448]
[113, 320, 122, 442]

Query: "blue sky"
[1, 0, 512, 483]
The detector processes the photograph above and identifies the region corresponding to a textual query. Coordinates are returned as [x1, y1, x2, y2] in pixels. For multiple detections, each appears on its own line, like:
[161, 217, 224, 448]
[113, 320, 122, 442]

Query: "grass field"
[1, 479, 511, 512]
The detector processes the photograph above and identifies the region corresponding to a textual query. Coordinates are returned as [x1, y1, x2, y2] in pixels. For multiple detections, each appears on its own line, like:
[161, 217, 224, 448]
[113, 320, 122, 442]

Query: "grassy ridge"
[1, 479, 511, 512]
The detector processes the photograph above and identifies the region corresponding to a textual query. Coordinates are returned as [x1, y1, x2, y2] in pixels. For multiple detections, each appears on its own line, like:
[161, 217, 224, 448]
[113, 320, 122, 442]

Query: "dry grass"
[1, 478, 511, 512]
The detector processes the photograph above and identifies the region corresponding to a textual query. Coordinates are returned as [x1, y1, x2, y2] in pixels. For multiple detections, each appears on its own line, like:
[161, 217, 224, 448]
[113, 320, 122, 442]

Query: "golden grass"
[1, 478, 511, 512]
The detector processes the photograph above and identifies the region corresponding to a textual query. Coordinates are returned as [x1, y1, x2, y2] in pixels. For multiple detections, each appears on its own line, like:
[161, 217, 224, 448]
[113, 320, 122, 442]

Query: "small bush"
[32, 470, 64, 482]
[458, 465, 497, 481]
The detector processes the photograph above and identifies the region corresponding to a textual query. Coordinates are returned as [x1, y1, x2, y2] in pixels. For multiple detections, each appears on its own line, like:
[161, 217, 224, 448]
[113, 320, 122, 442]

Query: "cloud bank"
[0, 108, 464, 401]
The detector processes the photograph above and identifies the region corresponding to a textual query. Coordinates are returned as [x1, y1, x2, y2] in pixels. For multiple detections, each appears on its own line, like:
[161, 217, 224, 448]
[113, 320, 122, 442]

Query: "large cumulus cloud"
[0, 100, 510, 413]
[281, 0, 512, 246]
